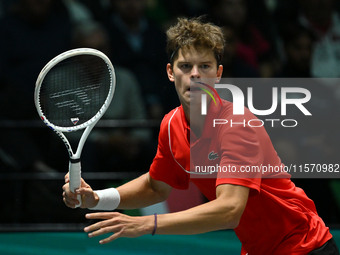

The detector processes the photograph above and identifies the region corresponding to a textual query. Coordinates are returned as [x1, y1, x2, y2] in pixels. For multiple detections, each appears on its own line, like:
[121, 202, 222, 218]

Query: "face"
[166, 47, 223, 112]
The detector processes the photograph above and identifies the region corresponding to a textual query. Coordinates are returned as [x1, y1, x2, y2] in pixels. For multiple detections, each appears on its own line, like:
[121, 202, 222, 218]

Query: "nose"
[190, 65, 200, 79]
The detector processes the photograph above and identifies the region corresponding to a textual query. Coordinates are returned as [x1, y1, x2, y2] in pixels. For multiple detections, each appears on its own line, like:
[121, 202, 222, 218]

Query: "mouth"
[187, 84, 202, 93]
[188, 87, 201, 92]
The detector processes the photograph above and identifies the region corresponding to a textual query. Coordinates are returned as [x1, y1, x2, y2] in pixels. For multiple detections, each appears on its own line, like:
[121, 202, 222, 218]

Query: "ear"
[216, 65, 223, 83]
[166, 63, 175, 82]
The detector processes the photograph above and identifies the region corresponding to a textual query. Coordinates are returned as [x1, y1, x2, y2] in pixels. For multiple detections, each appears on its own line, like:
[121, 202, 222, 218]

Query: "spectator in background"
[273, 23, 340, 224]
[276, 23, 339, 163]
[0, 0, 15, 18]
[0, 0, 75, 222]
[272, 0, 340, 224]
[298, 0, 340, 78]
[298, 0, 340, 100]
[62, 0, 94, 25]
[73, 0, 113, 25]
[210, 0, 276, 77]
[139, 0, 210, 31]
[105, 0, 172, 119]
[0, 0, 72, 120]
[221, 26, 259, 78]
[275, 22, 339, 168]
[63, 21, 154, 172]
[277, 24, 315, 78]
[0, 0, 73, 172]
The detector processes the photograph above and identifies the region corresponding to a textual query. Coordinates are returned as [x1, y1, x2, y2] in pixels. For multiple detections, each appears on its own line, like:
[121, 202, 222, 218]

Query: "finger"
[86, 212, 119, 220]
[76, 187, 93, 196]
[63, 182, 78, 196]
[63, 199, 75, 209]
[84, 219, 109, 233]
[63, 190, 80, 205]
[67, 197, 80, 205]
[63, 186, 78, 199]
[84, 216, 120, 233]
[99, 232, 122, 244]
[64, 173, 69, 183]
[62, 183, 71, 194]
[63, 196, 78, 208]
[80, 178, 89, 188]
[63, 193, 80, 205]
[88, 225, 120, 238]
[76, 188, 94, 208]
[62, 183, 68, 191]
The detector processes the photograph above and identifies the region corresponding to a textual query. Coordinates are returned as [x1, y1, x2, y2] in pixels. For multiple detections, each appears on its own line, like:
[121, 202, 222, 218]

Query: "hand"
[62, 173, 99, 209]
[84, 212, 154, 244]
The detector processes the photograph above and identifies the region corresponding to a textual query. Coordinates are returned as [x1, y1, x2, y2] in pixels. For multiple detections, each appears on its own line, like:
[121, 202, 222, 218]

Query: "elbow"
[228, 215, 241, 229]
[221, 204, 245, 229]
[216, 184, 249, 230]
[148, 186, 169, 203]
[147, 174, 171, 202]
[157, 190, 170, 202]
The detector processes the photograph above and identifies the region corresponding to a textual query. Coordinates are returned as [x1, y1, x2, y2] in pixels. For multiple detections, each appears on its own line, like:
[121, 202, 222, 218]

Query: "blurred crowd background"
[0, 0, 339, 227]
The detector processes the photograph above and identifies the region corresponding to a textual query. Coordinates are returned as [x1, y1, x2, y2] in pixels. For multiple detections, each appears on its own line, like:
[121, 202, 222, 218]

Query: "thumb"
[76, 187, 93, 196]
[64, 172, 70, 183]
[76, 187, 97, 209]
[80, 178, 90, 188]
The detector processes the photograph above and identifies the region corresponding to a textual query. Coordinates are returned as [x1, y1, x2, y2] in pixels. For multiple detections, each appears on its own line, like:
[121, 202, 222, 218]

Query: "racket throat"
[69, 157, 81, 163]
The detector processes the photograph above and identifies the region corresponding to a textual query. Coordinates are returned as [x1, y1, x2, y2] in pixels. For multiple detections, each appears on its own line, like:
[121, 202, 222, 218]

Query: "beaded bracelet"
[152, 213, 157, 236]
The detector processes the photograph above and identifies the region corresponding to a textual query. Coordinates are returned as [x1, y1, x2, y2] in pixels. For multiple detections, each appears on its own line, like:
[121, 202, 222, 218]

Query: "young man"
[62, 17, 339, 254]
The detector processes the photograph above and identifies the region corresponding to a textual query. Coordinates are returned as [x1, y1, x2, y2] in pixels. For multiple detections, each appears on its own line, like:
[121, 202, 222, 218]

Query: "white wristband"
[89, 188, 120, 211]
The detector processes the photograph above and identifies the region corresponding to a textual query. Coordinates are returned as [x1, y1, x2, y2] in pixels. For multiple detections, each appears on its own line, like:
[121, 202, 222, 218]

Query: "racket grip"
[69, 160, 82, 208]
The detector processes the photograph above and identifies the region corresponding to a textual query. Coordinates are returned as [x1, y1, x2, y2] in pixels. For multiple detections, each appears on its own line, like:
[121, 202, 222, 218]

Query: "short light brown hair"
[166, 17, 225, 65]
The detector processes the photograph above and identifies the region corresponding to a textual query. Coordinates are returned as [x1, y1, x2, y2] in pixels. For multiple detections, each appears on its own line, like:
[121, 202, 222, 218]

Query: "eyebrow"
[176, 60, 214, 64]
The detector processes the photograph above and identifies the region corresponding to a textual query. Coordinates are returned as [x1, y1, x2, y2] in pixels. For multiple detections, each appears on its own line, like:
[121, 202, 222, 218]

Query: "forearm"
[84, 184, 248, 243]
[155, 198, 240, 235]
[116, 173, 168, 210]
[84, 199, 238, 244]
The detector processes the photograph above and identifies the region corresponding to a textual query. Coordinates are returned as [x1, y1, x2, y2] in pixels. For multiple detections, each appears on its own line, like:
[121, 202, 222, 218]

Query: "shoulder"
[217, 99, 260, 128]
[160, 106, 182, 129]
[214, 100, 269, 148]
[157, 106, 184, 144]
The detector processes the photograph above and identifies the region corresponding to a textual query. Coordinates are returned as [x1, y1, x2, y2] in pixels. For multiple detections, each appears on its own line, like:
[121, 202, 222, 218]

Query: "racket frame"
[34, 48, 116, 206]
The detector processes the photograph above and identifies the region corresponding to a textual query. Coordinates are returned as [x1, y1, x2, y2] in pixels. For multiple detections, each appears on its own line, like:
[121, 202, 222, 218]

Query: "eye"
[180, 63, 192, 69]
[200, 64, 211, 69]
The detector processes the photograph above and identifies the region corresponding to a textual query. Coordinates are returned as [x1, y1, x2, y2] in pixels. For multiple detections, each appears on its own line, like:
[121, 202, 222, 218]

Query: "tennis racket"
[34, 48, 116, 207]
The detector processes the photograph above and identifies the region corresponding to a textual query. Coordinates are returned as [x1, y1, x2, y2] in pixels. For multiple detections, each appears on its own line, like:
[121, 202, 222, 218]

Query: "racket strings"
[39, 55, 111, 128]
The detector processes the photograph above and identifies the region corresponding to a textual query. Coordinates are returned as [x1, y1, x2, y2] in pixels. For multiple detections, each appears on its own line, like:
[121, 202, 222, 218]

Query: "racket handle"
[69, 160, 82, 208]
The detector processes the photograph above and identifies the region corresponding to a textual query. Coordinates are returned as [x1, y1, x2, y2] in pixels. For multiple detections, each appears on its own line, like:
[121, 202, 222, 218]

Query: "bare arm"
[84, 182, 249, 243]
[155, 184, 249, 234]
[62, 172, 171, 210]
[116, 172, 172, 209]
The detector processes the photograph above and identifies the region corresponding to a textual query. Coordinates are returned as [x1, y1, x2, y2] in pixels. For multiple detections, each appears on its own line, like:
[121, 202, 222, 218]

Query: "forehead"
[175, 47, 217, 63]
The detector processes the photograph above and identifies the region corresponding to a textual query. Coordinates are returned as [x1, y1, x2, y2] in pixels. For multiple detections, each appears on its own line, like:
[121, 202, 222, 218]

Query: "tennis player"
[62, 17, 339, 254]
